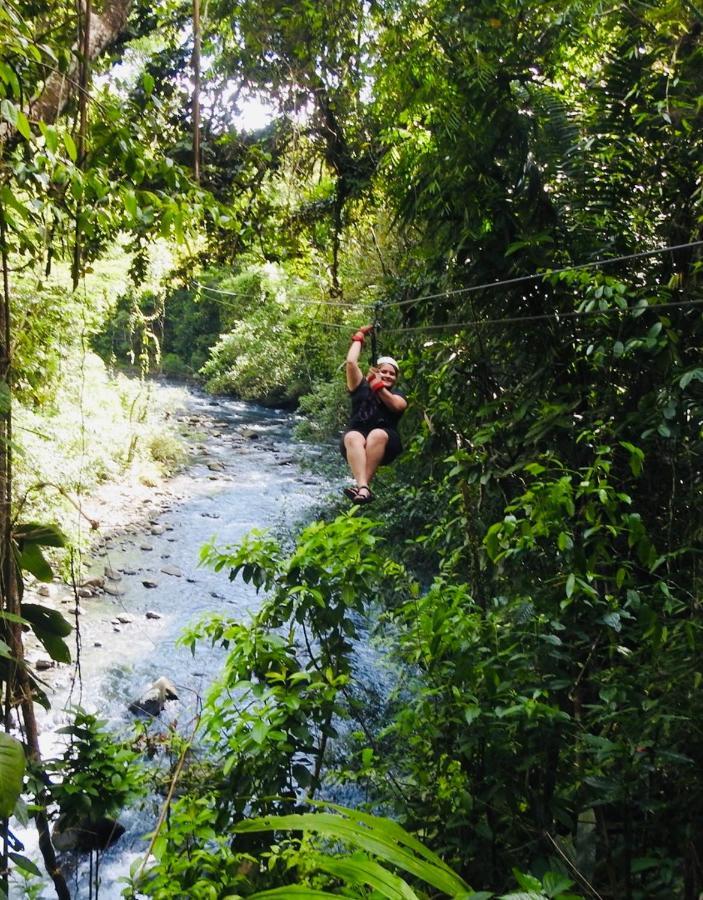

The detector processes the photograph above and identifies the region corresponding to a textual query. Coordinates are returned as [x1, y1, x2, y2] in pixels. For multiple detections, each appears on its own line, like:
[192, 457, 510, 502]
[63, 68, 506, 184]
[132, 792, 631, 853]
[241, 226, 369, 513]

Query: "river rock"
[239, 428, 259, 440]
[35, 659, 53, 671]
[53, 815, 126, 852]
[37, 585, 51, 597]
[150, 525, 166, 535]
[104, 584, 126, 597]
[140, 543, 154, 551]
[129, 676, 178, 718]
[104, 567, 121, 581]
[161, 565, 182, 577]
[120, 567, 137, 575]
[76, 587, 94, 598]
[142, 579, 159, 589]
[207, 461, 225, 471]
[146, 610, 161, 620]
[80, 575, 105, 589]
[116, 615, 133, 624]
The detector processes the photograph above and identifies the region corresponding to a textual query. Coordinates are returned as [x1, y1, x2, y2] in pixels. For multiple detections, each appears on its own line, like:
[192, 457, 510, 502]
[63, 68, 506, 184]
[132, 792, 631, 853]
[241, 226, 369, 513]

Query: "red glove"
[350, 324, 374, 343]
[368, 375, 385, 392]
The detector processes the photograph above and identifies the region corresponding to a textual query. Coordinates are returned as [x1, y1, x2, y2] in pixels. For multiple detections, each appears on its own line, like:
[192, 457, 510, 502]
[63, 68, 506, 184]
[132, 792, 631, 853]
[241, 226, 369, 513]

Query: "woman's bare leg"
[364, 429, 389, 485]
[343, 431, 368, 487]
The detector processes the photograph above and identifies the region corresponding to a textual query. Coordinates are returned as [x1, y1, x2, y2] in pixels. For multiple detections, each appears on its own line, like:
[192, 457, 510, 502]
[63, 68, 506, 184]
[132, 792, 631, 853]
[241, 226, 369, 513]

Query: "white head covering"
[376, 356, 400, 375]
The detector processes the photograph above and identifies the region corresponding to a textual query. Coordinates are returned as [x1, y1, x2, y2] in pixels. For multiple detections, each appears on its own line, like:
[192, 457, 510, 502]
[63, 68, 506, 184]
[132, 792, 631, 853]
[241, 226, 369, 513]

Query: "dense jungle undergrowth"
[1, 0, 702, 897]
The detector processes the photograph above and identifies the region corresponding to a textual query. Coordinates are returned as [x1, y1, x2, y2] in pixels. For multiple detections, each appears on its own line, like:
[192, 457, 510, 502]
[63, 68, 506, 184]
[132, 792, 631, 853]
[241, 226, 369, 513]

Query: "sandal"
[343, 486, 359, 501]
[353, 485, 374, 505]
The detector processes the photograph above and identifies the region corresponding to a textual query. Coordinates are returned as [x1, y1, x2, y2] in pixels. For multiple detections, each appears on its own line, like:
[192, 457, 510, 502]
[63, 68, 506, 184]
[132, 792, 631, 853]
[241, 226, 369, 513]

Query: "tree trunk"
[192, 0, 201, 183]
[0, 0, 132, 142]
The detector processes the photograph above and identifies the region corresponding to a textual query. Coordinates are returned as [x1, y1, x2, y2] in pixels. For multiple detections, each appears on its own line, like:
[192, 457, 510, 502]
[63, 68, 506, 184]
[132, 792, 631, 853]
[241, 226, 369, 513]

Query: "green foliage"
[48, 710, 146, 827]
[198, 263, 341, 406]
[133, 515, 407, 895]
[293, 378, 349, 442]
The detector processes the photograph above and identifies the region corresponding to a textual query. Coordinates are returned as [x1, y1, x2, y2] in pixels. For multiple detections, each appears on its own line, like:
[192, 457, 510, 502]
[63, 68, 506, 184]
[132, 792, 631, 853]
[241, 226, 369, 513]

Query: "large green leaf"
[312, 851, 421, 899]
[9, 852, 41, 877]
[21, 604, 72, 638]
[14, 522, 68, 548]
[316, 801, 461, 876]
[21, 603, 72, 663]
[0, 733, 25, 818]
[18, 543, 52, 582]
[246, 891, 344, 899]
[0, 382, 10, 414]
[233, 808, 472, 896]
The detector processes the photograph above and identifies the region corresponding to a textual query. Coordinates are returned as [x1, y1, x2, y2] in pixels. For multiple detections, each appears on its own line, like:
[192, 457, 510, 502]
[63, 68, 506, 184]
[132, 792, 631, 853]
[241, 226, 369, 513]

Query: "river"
[15, 386, 332, 898]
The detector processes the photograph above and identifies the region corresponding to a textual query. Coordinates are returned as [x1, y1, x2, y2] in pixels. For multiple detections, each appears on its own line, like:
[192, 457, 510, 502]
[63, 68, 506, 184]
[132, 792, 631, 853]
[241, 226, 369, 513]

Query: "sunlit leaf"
[0, 733, 25, 818]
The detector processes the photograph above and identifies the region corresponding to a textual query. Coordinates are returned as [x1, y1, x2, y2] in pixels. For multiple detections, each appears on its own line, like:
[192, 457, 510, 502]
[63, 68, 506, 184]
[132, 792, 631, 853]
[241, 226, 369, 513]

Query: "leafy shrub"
[200, 322, 299, 406]
[160, 353, 192, 378]
[47, 710, 146, 828]
[294, 377, 349, 441]
[148, 431, 187, 471]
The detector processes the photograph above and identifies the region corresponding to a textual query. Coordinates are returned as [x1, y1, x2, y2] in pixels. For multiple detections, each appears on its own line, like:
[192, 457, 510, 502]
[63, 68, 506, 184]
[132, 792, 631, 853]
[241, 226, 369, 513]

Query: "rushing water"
[14, 388, 332, 899]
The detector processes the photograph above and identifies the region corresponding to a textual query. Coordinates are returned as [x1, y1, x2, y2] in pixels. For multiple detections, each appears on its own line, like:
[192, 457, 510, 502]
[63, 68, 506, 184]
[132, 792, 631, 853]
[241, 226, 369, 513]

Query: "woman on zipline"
[340, 324, 407, 504]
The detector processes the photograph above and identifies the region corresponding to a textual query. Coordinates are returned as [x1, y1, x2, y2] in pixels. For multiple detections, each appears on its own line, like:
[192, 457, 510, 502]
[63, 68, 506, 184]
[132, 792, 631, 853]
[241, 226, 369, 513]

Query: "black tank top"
[347, 379, 405, 431]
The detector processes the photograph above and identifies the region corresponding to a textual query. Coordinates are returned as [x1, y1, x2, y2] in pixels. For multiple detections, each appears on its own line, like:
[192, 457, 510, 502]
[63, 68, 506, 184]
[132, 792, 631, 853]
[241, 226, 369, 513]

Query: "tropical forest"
[0, 0, 701, 897]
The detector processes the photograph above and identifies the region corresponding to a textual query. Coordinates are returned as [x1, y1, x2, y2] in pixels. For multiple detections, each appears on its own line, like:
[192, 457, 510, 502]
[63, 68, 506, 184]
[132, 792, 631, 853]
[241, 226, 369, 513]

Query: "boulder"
[53, 815, 125, 852]
[80, 576, 105, 589]
[129, 676, 178, 718]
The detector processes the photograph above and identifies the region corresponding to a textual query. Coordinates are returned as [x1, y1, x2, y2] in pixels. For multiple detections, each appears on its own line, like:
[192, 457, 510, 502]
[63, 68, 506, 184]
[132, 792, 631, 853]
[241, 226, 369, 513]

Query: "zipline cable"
[189, 291, 363, 321]
[382, 296, 703, 334]
[191, 238, 703, 313]
[382, 239, 703, 310]
[381, 296, 703, 334]
[307, 296, 703, 335]
[193, 279, 373, 309]
[191, 292, 703, 336]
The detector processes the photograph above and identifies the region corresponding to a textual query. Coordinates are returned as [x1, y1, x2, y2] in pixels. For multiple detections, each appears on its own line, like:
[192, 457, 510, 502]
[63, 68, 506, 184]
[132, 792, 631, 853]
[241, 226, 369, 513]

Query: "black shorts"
[340, 427, 402, 466]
